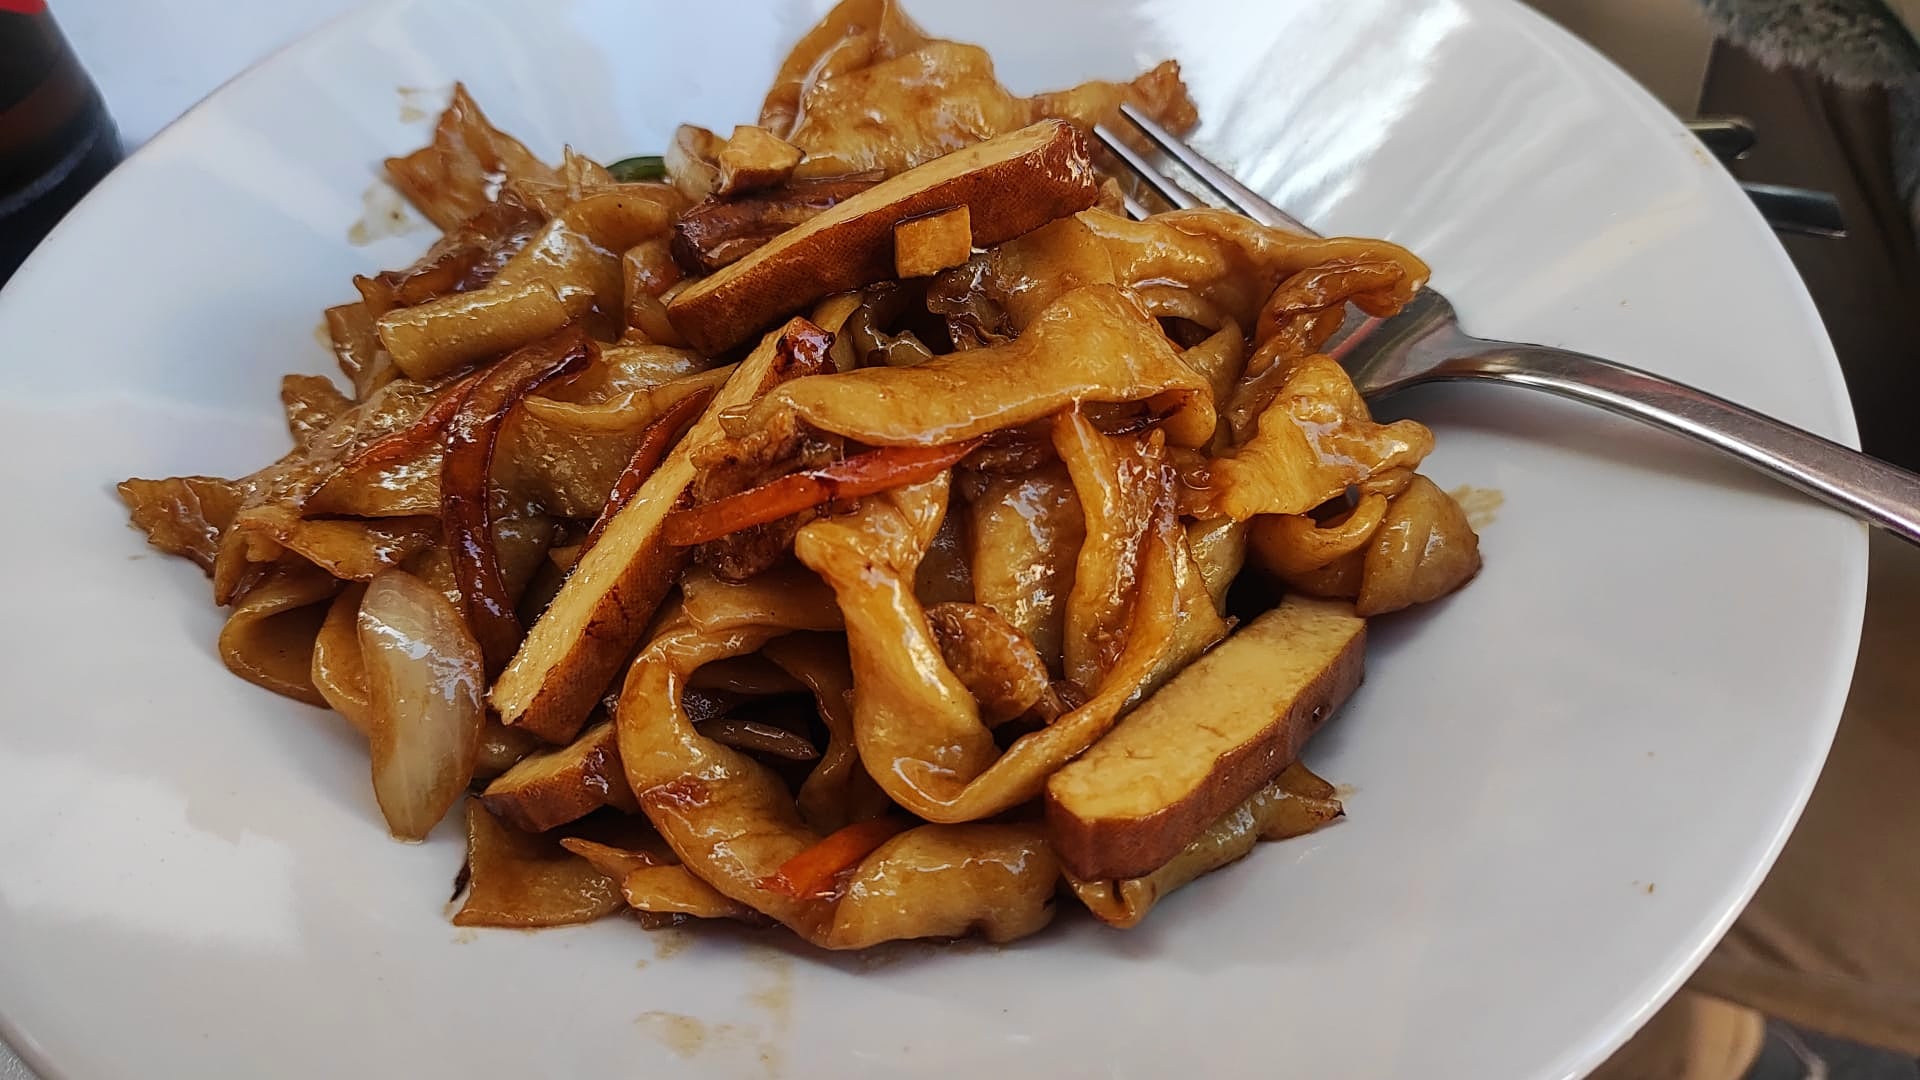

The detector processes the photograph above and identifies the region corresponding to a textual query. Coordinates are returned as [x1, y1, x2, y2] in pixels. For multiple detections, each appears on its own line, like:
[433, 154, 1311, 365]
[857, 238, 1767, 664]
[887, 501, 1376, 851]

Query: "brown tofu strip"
[1046, 596, 1365, 880]
[894, 205, 972, 278]
[715, 124, 804, 196]
[666, 119, 1097, 354]
[1066, 762, 1345, 929]
[490, 319, 825, 743]
[480, 718, 633, 833]
[670, 175, 880, 275]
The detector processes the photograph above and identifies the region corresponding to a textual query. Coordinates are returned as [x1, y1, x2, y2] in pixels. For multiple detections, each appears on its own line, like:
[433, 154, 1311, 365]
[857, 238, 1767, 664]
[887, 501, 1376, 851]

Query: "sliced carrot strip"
[578, 385, 716, 556]
[757, 817, 909, 899]
[336, 367, 485, 476]
[664, 436, 985, 547]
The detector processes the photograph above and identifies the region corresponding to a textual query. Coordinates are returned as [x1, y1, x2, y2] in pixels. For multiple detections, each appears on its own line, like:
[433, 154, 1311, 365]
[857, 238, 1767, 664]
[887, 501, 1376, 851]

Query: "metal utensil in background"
[1685, 117, 1847, 237]
[1096, 102, 1920, 546]
[1739, 182, 1848, 239]
[1685, 116, 1758, 161]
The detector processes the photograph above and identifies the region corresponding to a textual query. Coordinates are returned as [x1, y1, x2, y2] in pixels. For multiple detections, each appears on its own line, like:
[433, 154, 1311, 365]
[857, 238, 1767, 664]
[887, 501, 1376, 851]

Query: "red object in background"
[0, 2, 120, 284]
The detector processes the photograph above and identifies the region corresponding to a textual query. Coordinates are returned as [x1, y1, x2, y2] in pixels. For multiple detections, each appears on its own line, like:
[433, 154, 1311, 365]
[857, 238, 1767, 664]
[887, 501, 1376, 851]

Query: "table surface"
[8, 2, 1911, 1078]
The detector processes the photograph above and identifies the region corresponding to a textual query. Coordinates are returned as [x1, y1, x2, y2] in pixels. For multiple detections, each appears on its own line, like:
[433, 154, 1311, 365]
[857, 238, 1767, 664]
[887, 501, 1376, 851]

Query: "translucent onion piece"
[1355, 475, 1483, 617]
[358, 569, 486, 841]
[311, 583, 373, 736]
[1247, 493, 1389, 578]
[965, 461, 1082, 669]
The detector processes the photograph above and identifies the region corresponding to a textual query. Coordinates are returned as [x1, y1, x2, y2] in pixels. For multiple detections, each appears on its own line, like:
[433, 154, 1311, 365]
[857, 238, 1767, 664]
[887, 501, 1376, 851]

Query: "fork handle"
[1433, 345, 1920, 545]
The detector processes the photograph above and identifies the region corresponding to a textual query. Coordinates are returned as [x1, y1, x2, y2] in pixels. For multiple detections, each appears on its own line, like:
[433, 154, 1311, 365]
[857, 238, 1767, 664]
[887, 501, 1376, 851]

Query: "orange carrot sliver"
[578, 384, 716, 555]
[664, 436, 985, 547]
[757, 817, 909, 899]
[338, 367, 486, 475]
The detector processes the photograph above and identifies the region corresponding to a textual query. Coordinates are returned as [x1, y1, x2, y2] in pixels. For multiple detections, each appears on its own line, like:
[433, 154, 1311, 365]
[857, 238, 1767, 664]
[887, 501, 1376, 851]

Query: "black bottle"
[0, 1, 121, 284]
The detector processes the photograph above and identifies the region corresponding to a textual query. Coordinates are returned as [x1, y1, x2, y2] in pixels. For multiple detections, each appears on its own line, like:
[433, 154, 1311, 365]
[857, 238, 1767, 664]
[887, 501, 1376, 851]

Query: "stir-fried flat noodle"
[217, 562, 339, 706]
[614, 608, 1060, 947]
[755, 0, 1197, 180]
[120, 0, 1483, 949]
[966, 461, 1083, 663]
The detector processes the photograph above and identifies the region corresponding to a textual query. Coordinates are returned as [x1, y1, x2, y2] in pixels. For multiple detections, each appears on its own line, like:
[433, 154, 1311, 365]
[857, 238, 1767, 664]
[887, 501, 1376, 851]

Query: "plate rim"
[0, 0, 1872, 1076]
[1481, 8, 1866, 1076]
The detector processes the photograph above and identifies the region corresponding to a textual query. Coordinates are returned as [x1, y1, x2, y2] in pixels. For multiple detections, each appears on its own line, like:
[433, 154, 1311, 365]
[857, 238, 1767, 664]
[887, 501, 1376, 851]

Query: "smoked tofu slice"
[489, 319, 826, 744]
[716, 125, 804, 195]
[479, 719, 635, 833]
[1065, 762, 1345, 929]
[666, 119, 1097, 354]
[1046, 596, 1365, 880]
[893, 205, 972, 278]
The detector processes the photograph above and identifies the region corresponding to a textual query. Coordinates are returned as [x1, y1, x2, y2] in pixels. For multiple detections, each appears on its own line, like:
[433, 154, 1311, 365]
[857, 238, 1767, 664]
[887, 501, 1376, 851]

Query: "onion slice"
[663, 436, 986, 547]
[695, 717, 821, 761]
[358, 569, 487, 841]
[441, 326, 593, 671]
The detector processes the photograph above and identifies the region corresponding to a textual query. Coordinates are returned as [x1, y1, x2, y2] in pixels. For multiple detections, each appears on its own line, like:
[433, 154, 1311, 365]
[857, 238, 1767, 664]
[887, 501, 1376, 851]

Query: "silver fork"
[1095, 103, 1920, 546]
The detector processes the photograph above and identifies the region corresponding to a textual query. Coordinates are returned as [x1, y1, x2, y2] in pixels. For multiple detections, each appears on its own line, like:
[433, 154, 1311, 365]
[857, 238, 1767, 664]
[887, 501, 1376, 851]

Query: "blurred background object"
[0, 1, 120, 284]
[1529, 0, 1717, 111]
[1534, 0, 1920, 472]
[1530, 8, 1920, 1080]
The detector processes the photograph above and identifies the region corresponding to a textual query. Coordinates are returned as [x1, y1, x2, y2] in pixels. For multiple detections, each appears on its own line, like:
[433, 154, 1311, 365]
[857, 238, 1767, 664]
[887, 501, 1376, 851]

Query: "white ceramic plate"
[0, 1, 1866, 1077]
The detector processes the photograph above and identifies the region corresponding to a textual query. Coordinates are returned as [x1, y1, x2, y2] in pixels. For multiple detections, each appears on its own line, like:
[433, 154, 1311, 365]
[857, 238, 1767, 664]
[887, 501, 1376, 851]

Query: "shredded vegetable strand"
[757, 817, 909, 898]
[663, 436, 986, 546]
[441, 326, 593, 670]
[579, 384, 717, 554]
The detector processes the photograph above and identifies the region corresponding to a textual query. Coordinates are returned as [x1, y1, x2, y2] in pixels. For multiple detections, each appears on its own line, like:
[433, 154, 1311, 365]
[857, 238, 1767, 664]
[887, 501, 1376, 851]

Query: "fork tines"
[1093, 104, 1315, 235]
